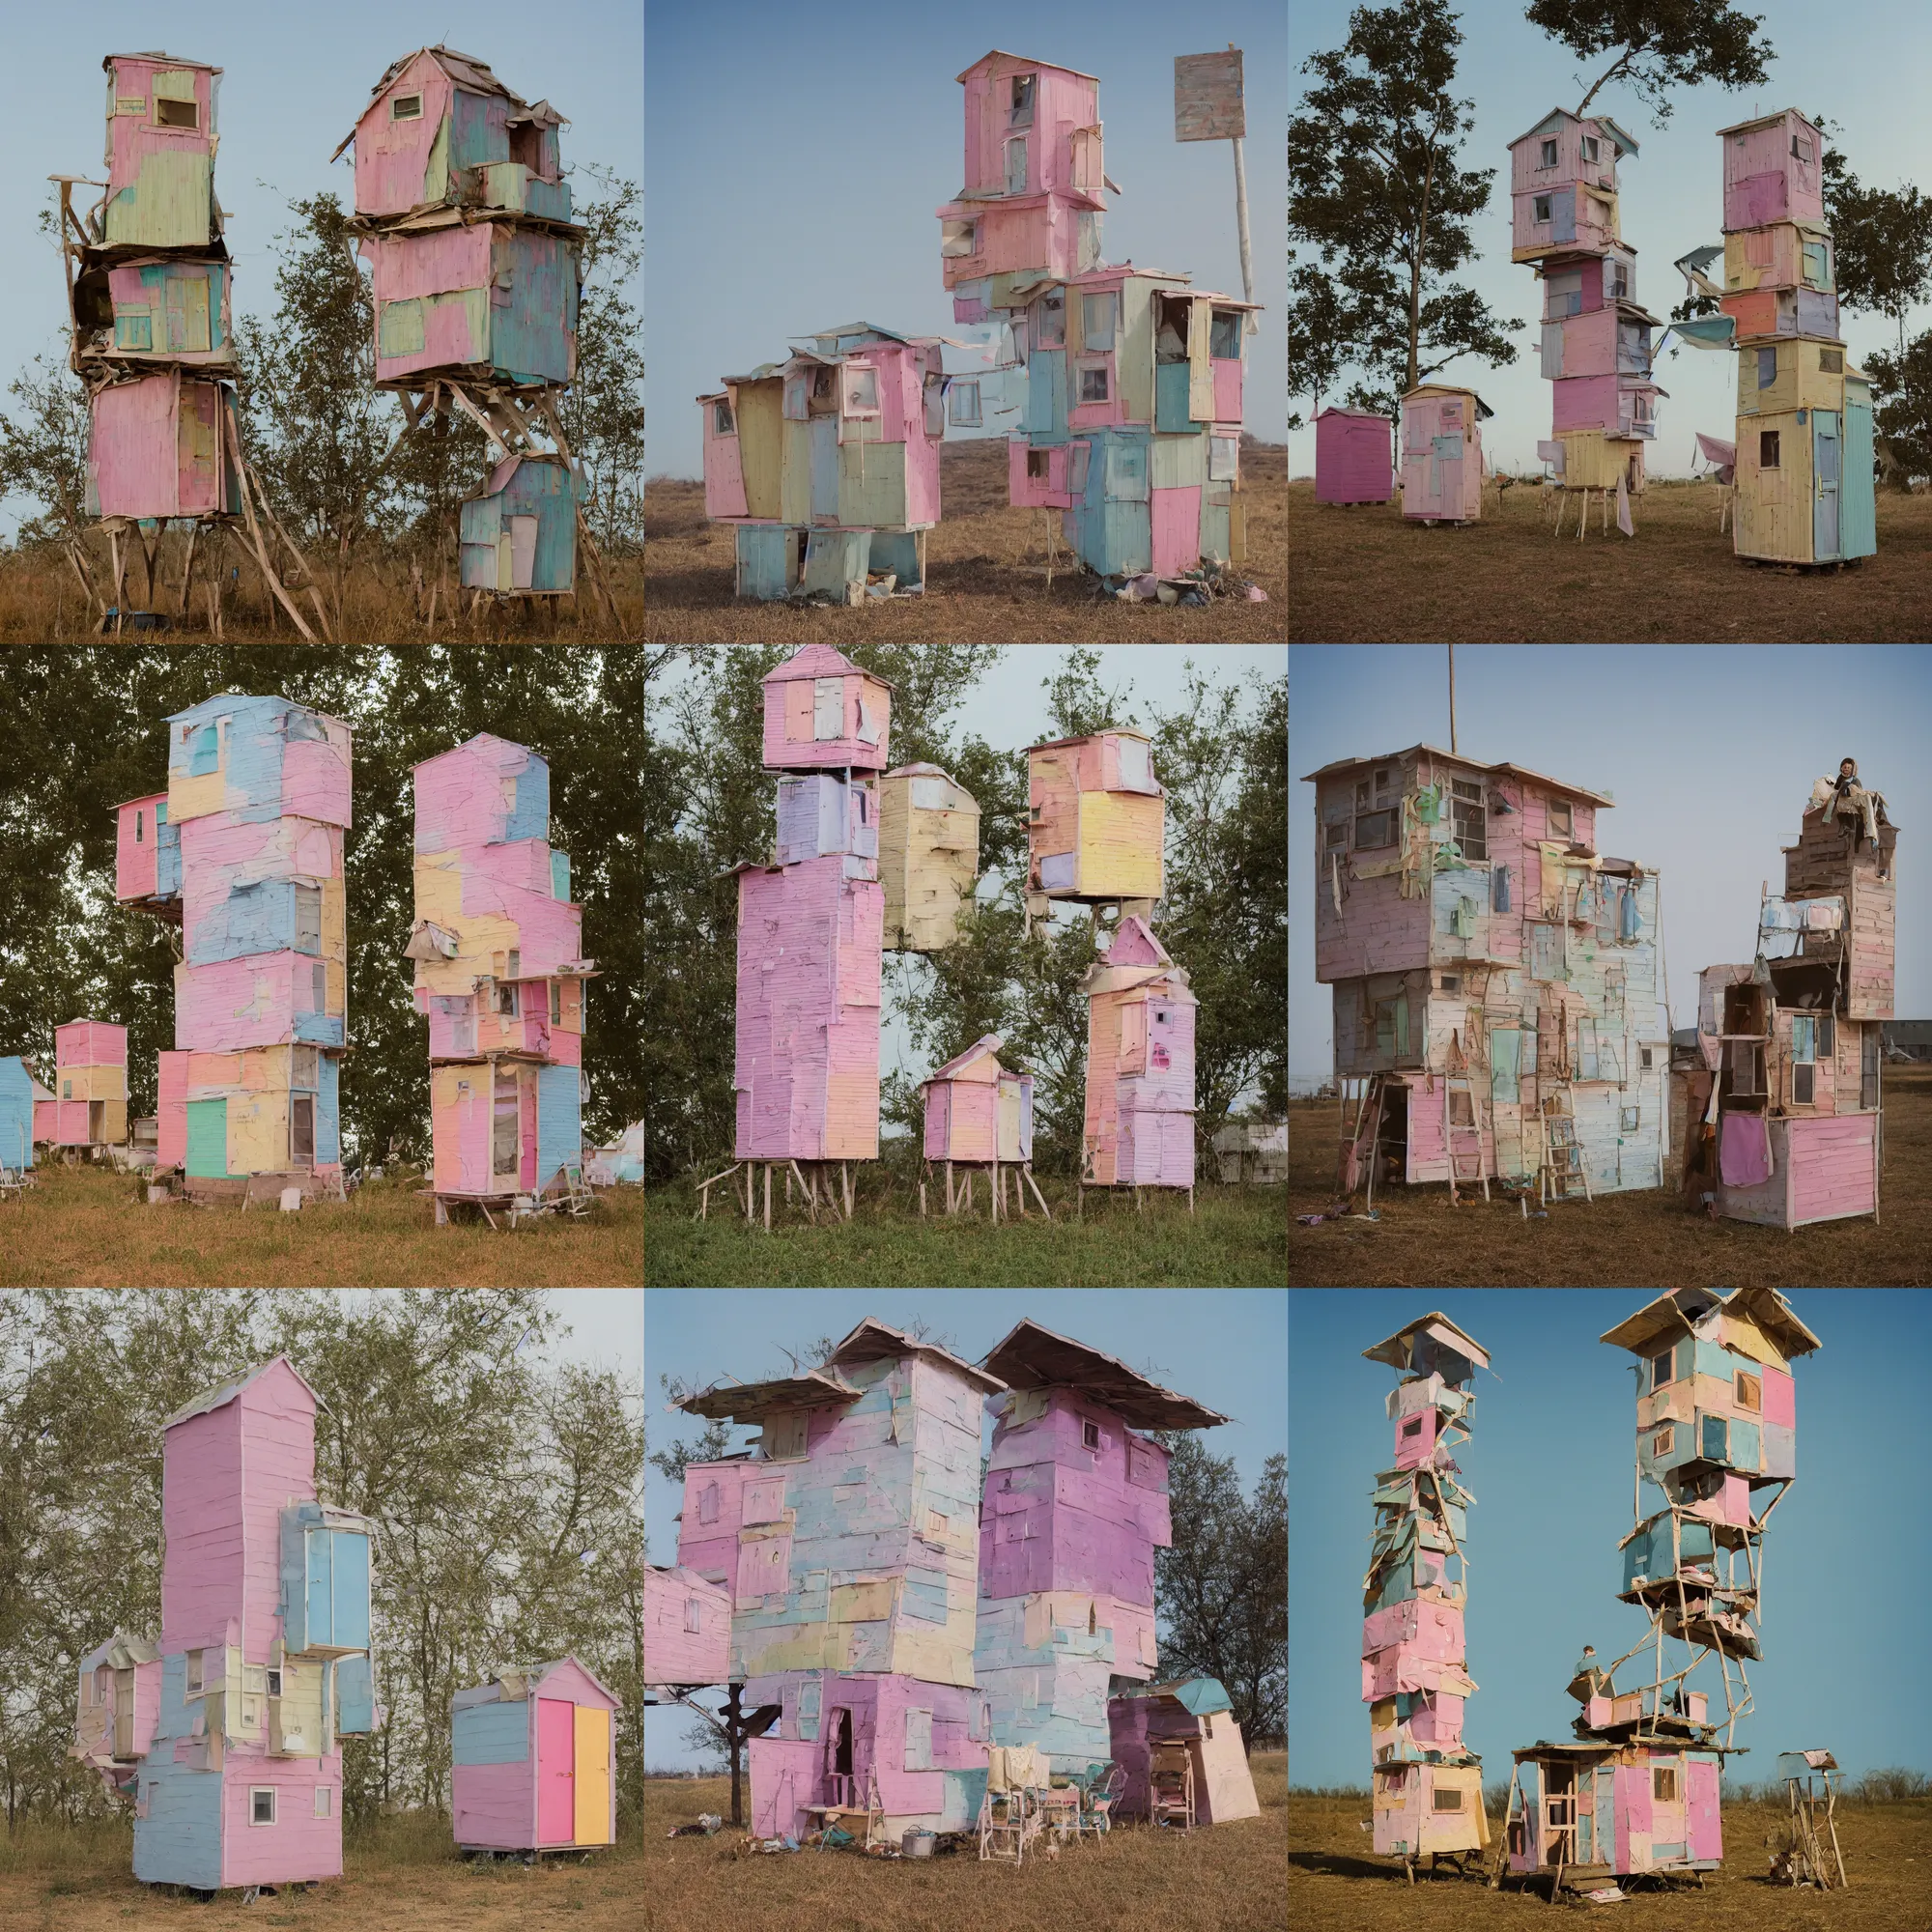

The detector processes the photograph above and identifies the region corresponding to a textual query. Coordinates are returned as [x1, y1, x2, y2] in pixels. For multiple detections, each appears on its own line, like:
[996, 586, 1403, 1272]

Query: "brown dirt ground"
[1289, 1067, 1932, 1288]
[1290, 1792, 1930, 1931]
[638, 1753, 1287, 1932]
[1288, 476, 1932, 642]
[643, 440, 1285, 643]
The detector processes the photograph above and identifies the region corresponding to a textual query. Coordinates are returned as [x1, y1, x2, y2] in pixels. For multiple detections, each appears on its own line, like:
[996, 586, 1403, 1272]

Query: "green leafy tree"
[0, 354, 92, 552]
[1862, 333, 1932, 485]
[1291, 0, 1521, 415]
[558, 166, 646, 557]
[1526, 0, 1774, 121]
[1287, 260, 1355, 431]
[1816, 127, 1932, 355]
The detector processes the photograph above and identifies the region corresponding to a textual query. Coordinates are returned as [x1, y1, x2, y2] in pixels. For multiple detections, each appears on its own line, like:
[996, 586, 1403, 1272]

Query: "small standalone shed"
[0, 1060, 40, 1172]
[1731, 340, 1875, 564]
[45, 1021, 129, 1148]
[878, 764, 980, 951]
[1109, 1678, 1260, 1826]
[920, 1034, 1041, 1217]
[458, 455, 578, 594]
[1080, 917, 1197, 1193]
[1400, 386, 1491, 523]
[761, 644, 893, 772]
[451, 1658, 619, 1858]
[1314, 408, 1393, 505]
[1026, 729, 1164, 906]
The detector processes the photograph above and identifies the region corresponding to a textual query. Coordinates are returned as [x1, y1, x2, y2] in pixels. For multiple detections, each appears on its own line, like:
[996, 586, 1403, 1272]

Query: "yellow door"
[573, 1705, 611, 1844]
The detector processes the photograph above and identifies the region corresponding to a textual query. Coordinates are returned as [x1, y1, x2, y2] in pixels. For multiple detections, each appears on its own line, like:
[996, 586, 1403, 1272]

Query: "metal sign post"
[1175, 47, 1254, 331]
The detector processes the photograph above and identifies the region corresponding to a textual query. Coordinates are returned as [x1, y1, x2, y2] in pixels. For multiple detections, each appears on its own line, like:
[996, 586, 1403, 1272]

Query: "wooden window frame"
[392, 93, 423, 121]
[1547, 798, 1574, 838]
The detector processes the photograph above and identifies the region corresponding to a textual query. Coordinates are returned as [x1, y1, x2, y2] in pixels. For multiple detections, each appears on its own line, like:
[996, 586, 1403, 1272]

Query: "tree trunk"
[1406, 144, 1438, 395]
[726, 1683, 745, 1826]
[1574, 49, 1636, 121]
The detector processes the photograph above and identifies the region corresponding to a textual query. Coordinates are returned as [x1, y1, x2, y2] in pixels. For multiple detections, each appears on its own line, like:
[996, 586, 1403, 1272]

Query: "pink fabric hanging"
[1719, 1111, 1773, 1187]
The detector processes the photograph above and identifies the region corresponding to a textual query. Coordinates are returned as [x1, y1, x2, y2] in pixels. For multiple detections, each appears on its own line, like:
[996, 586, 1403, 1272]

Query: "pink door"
[1151, 486, 1201, 575]
[537, 1699, 576, 1845]
[1685, 1757, 1721, 1861]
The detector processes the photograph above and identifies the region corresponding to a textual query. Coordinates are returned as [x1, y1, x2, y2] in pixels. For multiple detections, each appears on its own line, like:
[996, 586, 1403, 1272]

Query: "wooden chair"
[1149, 1742, 1195, 1831]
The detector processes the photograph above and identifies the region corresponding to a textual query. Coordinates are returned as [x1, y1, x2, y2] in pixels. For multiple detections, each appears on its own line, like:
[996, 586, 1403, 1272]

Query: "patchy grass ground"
[1289, 1068, 1932, 1288]
[0, 1814, 642, 1931]
[645, 1177, 1286, 1287]
[1289, 1790, 1929, 1930]
[644, 440, 1285, 643]
[1289, 476, 1932, 641]
[640, 1754, 1285, 1932]
[0, 1163, 641, 1288]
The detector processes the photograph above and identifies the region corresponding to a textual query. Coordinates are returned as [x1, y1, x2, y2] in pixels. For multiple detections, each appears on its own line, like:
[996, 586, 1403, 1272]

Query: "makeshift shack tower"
[56, 53, 329, 636]
[708, 646, 890, 1225]
[1079, 915, 1197, 1201]
[113, 696, 353, 1203]
[41, 1021, 129, 1150]
[673, 1320, 1008, 1846]
[408, 733, 594, 1223]
[700, 323, 947, 601]
[937, 51, 1261, 582]
[1306, 745, 1667, 1205]
[72, 1356, 377, 1896]
[1691, 778, 1895, 1227]
[1361, 1313, 1490, 1876]
[1499, 1288, 1819, 1897]
[334, 47, 617, 620]
[1715, 111, 1876, 565]
[1507, 109, 1660, 518]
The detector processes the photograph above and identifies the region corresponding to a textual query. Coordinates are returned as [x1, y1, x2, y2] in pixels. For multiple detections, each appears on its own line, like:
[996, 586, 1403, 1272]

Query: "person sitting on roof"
[1566, 1645, 1610, 1704]
[1819, 757, 1895, 878]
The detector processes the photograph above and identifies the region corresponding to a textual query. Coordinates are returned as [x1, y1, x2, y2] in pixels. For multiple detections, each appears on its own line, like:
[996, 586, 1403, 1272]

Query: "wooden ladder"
[1539, 1096, 1593, 1203]
[1442, 1075, 1490, 1204]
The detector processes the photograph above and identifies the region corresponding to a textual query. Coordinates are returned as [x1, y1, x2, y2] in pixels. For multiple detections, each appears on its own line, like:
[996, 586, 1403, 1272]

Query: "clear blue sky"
[643, 1285, 1286, 1768]
[1290, 644, 1932, 1090]
[644, 0, 1287, 479]
[0, 1, 641, 539]
[1290, 1289, 1932, 1790]
[1288, 0, 1932, 478]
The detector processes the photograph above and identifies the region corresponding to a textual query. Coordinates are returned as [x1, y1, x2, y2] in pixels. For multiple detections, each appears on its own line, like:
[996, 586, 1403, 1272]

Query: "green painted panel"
[1151, 428, 1207, 490]
[839, 439, 907, 527]
[185, 1099, 228, 1179]
[380, 298, 425, 356]
[104, 150, 213, 248]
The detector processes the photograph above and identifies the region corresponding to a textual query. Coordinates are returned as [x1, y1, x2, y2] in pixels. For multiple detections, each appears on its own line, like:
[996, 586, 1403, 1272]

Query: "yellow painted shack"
[878, 762, 980, 951]
[1026, 728, 1164, 904]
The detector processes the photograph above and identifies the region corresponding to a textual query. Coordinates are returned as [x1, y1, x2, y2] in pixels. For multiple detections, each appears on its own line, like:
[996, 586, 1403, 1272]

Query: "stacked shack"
[450, 1658, 618, 1858]
[1717, 111, 1875, 564]
[1362, 1313, 1490, 1873]
[1079, 917, 1198, 1196]
[1501, 1289, 1819, 1894]
[1508, 109, 1660, 507]
[335, 47, 607, 608]
[72, 1357, 376, 1895]
[114, 696, 353, 1202]
[674, 1321, 1007, 1845]
[699, 324, 948, 601]
[1305, 744, 1667, 1202]
[937, 51, 1261, 580]
[724, 648, 892, 1217]
[39, 1021, 129, 1150]
[408, 733, 592, 1220]
[878, 763, 980, 952]
[1692, 778, 1895, 1227]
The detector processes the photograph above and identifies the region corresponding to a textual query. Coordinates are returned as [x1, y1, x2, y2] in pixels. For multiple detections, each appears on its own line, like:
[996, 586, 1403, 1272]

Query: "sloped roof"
[1363, 1312, 1492, 1374]
[923, 1034, 1006, 1084]
[1598, 1287, 1821, 1361]
[331, 44, 564, 159]
[675, 1366, 862, 1421]
[103, 50, 220, 73]
[763, 643, 896, 688]
[1298, 743, 1617, 806]
[956, 49, 1100, 83]
[1507, 106, 1641, 156]
[828, 1318, 1008, 1394]
[981, 1319, 1226, 1429]
[164, 1354, 322, 1429]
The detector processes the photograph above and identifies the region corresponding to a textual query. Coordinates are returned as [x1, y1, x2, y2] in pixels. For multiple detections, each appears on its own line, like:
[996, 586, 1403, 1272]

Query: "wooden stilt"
[842, 1160, 852, 1219]
[992, 1159, 1000, 1223]
[947, 1159, 954, 1214]
[763, 1163, 772, 1232]
[783, 1167, 793, 1205]
[919, 1179, 927, 1217]
[1026, 1167, 1052, 1219]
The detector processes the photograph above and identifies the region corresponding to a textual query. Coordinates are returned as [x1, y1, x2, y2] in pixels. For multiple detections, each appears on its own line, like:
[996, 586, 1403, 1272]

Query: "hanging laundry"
[1619, 885, 1639, 942]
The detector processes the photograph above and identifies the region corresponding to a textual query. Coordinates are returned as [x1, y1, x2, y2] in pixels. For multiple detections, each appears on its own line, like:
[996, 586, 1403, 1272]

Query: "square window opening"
[1439, 974, 1461, 993]
[250, 1788, 275, 1826]
[1534, 195, 1552, 223]
[1547, 798, 1574, 838]
[1540, 139, 1557, 167]
[314, 1786, 332, 1819]
[1035, 293, 1065, 348]
[1736, 1371, 1762, 1411]
[186, 1650, 204, 1694]
[267, 1668, 282, 1697]
[156, 98, 198, 131]
[1793, 1063, 1815, 1103]
[1009, 74, 1035, 128]
[1434, 1788, 1463, 1811]
[713, 399, 734, 436]
[1079, 363, 1110, 403]
[1653, 1426, 1674, 1456]
[1355, 810, 1396, 851]
[1581, 135, 1599, 161]
[1082, 1419, 1100, 1451]
[948, 380, 981, 427]
[1027, 448, 1050, 480]
[1654, 1767, 1678, 1804]
[1402, 1417, 1423, 1438]
[1324, 821, 1349, 850]
[1757, 346, 1778, 391]
[1820, 348, 1843, 373]
[392, 94, 422, 121]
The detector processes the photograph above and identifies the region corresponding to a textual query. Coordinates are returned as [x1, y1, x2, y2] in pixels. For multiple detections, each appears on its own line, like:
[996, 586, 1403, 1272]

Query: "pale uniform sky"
[1289, 644, 1932, 1091]
[1287, 0, 1932, 479]
[643, 1285, 1285, 1770]
[644, 0, 1287, 480]
[654, 644, 1286, 1118]
[0, 0, 641, 539]
[1290, 1290, 1932, 1787]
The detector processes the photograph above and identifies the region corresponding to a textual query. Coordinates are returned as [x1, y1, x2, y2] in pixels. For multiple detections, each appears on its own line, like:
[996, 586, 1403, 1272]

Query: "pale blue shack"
[459, 455, 579, 594]
[0, 1058, 39, 1171]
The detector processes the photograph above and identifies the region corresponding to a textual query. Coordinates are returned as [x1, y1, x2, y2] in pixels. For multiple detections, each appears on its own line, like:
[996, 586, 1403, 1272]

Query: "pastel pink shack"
[1401, 385, 1490, 523]
[39, 1020, 128, 1147]
[921, 1035, 1034, 1165]
[1315, 407, 1394, 505]
[1080, 916, 1197, 1190]
[450, 1658, 618, 1857]
[761, 643, 893, 772]
[642, 1566, 731, 1690]
[409, 734, 593, 1215]
[1719, 109, 1824, 233]
[72, 1357, 376, 1896]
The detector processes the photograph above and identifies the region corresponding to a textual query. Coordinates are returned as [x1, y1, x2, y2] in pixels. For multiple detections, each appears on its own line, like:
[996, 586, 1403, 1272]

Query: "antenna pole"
[1448, 644, 1458, 754]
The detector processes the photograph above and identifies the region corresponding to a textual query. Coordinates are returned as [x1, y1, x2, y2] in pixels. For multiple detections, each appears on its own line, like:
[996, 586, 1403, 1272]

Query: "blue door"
[1841, 393, 1877, 557]
[810, 415, 838, 522]
[1812, 410, 1840, 559]
[306, 1526, 332, 1644]
[331, 1530, 371, 1649]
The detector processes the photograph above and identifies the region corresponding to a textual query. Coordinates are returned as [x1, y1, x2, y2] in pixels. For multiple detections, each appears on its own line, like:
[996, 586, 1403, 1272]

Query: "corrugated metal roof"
[980, 1318, 1225, 1429]
[924, 1034, 1005, 1083]
[163, 1353, 323, 1428]
[955, 49, 1101, 83]
[829, 1318, 1008, 1394]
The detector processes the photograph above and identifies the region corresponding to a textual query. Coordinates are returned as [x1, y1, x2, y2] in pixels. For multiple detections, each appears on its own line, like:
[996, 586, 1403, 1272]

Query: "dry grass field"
[1289, 477, 1932, 641]
[1289, 1790, 1931, 1931]
[0, 551, 643, 644]
[643, 440, 1285, 643]
[1289, 1067, 1932, 1288]
[0, 1815, 641, 1931]
[639, 1752, 1286, 1932]
[0, 1163, 640, 1288]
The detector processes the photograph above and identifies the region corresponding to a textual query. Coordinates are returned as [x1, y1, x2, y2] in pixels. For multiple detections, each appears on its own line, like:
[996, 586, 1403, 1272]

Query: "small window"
[1791, 134, 1812, 162]
[699, 1483, 720, 1524]
[250, 1788, 275, 1826]
[1793, 1064, 1815, 1103]
[1209, 436, 1239, 482]
[311, 962, 327, 1014]
[684, 1597, 703, 1634]
[1791, 1014, 1816, 1064]
[1540, 139, 1558, 167]
[1083, 1420, 1100, 1451]
[135, 810, 144, 842]
[1653, 1426, 1674, 1457]
[1760, 429, 1781, 469]
[948, 380, 981, 427]
[842, 365, 879, 416]
[1355, 810, 1396, 850]
[1083, 294, 1118, 351]
[1819, 1012, 1834, 1056]
[1605, 258, 1631, 299]
[507, 949, 521, 978]
[267, 1669, 283, 1697]
[940, 216, 980, 259]
[63, 1080, 72, 1099]
[1653, 1766, 1678, 1804]
[294, 883, 322, 956]
[1736, 1371, 1762, 1412]
[1820, 349, 1843, 374]
[1621, 1105, 1640, 1132]
[1439, 975, 1461, 993]
[1650, 1349, 1673, 1391]
[1547, 798, 1573, 838]
[550, 981, 561, 1024]
[1324, 821, 1349, 850]
[1079, 362, 1110, 404]
[1434, 1788, 1463, 1811]
[1209, 310, 1241, 358]
[314, 1786, 332, 1819]
[1005, 136, 1028, 194]
[1402, 1417, 1423, 1438]
[1355, 781, 1372, 809]
[1035, 292, 1065, 348]
[392, 93, 423, 121]
[1027, 448, 1051, 480]
[186, 1650, 204, 1694]
[713, 399, 734, 436]
[1580, 135, 1600, 162]
[1534, 194, 1552, 223]
[1009, 74, 1036, 128]
[156, 98, 199, 131]
[1640, 1046, 1655, 1069]
[188, 723, 219, 776]
[1757, 346, 1778, 391]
